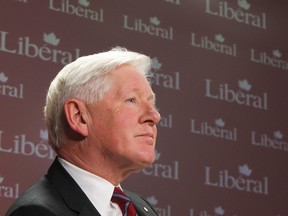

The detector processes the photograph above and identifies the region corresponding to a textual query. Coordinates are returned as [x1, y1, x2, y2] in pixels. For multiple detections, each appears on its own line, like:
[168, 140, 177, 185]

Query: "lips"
[137, 132, 153, 138]
[136, 133, 154, 144]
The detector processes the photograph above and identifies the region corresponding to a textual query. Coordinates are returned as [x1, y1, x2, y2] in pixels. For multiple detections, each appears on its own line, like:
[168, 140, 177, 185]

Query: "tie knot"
[111, 187, 137, 216]
[112, 187, 131, 202]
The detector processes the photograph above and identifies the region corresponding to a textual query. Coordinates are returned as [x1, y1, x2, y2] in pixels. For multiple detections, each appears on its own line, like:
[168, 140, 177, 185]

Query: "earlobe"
[64, 99, 89, 137]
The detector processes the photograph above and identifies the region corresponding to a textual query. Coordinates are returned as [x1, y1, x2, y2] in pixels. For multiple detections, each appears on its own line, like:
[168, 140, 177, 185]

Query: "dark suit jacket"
[6, 158, 158, 216]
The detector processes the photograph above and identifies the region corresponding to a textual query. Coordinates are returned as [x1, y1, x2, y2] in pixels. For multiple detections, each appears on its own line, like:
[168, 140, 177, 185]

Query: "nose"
[140, 104, 161, 126]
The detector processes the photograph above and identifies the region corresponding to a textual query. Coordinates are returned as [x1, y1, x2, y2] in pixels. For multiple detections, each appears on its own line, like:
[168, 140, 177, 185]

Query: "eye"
[126, 97, 136, 103]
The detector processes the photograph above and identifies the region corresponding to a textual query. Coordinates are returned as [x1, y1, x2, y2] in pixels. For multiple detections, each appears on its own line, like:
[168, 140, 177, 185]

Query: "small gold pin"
[143, 207, 149, 212]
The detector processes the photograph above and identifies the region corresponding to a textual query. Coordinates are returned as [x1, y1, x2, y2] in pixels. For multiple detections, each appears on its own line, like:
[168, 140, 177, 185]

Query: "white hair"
[44, 47, 152, 149]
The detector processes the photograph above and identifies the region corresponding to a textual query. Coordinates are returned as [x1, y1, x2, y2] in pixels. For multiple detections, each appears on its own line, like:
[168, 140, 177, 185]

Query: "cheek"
[116, 109, 139, 127]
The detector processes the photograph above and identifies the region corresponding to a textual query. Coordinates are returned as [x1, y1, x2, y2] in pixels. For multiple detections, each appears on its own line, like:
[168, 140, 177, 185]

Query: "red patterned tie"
[111, 187, 137, 216]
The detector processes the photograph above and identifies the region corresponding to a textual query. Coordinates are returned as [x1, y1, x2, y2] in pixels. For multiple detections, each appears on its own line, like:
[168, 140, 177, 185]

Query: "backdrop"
[1, 0, 288, 215]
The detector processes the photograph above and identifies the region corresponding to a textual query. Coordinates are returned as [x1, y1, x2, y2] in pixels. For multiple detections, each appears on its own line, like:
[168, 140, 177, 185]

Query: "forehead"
[109, 65, 152, 91]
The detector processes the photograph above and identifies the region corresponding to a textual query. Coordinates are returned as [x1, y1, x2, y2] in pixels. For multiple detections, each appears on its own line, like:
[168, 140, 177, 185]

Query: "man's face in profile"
[86, 65, 161, 172]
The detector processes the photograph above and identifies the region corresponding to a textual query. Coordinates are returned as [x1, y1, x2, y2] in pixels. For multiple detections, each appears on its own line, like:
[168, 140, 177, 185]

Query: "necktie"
[111, 187, 137, 216]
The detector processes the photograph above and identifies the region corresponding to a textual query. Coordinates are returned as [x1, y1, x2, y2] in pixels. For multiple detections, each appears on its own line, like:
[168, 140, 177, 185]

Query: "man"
[6, 47, 161, 216]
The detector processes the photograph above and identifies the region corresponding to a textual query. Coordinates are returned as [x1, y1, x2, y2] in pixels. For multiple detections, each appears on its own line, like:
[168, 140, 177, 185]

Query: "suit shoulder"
[6, 204, 57, 216]
[10, 177, 59, 206]
[6, 177, 73, 216]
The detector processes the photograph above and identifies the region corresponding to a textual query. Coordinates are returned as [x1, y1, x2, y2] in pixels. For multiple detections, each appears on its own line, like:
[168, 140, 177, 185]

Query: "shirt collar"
[58, 157, 116, 215]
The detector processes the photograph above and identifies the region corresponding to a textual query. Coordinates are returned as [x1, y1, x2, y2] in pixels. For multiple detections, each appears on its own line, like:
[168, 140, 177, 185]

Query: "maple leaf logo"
[40, 129, 48, 141]
[155, 149, 161, 160]
[0, 72, 8, 83]
[238, 0, 251, 10]
[78, 0, 90, 7]
[215, 118, 225, 127]
[150, 17, 160, 25]
[214, 206, 225, 215]
[151, 57, 162, 70]
[238, 79, 252, 91]
[274, 131, 283, 139]
[239, 164, 252, 176]
[215, 34, 225, 43]
[147, 196, 158, 206]
[43, 32, 60, 46]
[272, 50, 282, 58]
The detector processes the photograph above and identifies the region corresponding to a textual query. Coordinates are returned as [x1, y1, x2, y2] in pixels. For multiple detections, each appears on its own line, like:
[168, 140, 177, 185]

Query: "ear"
[63, 98, 89, 137]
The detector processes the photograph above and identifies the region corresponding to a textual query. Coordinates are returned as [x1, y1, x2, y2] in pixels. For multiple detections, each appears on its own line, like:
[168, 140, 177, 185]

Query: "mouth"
[136, 133, 154, 144]
[138, 133, 153, 138]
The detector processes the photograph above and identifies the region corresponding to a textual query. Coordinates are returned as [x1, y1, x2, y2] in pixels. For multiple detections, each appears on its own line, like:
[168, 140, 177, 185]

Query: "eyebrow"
[130, 87, 156, 104]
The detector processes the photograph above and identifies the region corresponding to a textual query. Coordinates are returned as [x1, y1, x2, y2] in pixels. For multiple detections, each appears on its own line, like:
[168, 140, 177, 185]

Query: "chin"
[133, 149, 155, 166]
[141, 156, 155, 167]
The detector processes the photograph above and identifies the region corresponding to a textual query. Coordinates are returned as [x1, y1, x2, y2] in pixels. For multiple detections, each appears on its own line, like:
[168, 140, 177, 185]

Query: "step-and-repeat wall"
[1, 0, 288, 215]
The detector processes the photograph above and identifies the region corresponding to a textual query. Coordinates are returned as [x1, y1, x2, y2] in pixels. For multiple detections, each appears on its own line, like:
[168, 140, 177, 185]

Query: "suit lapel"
[126, 190, 158, 216]
[46, 158, 101, 216]
[46, 158, 157, 216]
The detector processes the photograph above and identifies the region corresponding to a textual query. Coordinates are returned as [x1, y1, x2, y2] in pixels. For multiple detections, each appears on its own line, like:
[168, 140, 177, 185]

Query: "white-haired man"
[6, 47, 161, 216]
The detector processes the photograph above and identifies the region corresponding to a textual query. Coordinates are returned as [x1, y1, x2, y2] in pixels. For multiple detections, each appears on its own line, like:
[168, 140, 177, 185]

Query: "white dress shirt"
[58, 157, 123, 216]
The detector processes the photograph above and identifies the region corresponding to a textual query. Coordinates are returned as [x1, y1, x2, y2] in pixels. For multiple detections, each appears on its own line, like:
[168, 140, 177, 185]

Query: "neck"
[57, 144, 132, 185]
